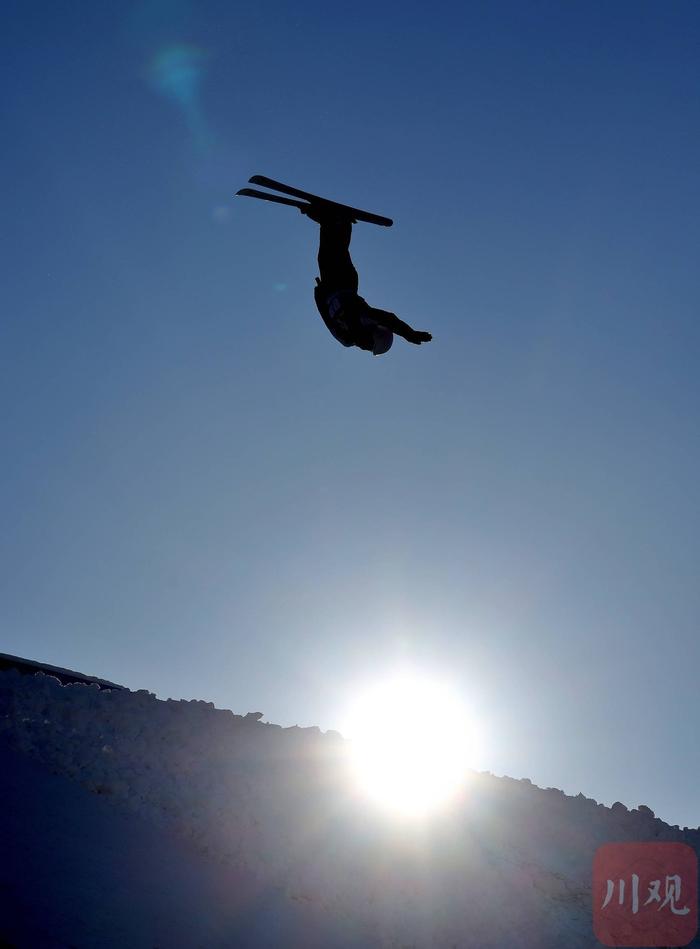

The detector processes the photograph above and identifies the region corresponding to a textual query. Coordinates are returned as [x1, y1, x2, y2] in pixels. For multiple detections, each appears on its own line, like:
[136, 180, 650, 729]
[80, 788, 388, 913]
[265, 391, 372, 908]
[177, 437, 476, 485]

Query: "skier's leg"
[317, 217, 359, 293]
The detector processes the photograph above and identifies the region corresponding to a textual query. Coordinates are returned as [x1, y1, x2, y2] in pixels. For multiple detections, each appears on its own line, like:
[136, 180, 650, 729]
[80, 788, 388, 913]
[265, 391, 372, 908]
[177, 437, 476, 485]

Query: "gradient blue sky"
[2, 1, 699, 827]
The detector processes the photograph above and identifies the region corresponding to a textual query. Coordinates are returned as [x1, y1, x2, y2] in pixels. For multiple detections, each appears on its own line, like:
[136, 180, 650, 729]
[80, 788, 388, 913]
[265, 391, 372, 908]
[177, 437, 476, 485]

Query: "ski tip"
[245, 175, 394, 226]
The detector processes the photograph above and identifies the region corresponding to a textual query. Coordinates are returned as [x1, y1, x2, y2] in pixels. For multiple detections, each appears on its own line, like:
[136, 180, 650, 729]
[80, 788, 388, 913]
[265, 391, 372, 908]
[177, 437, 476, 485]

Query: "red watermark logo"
[593, 842, 698, 947]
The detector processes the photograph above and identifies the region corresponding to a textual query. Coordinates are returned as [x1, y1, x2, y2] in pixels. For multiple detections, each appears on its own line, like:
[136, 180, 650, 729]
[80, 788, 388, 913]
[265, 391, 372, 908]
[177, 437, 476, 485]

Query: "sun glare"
[342, 672, 476, 817]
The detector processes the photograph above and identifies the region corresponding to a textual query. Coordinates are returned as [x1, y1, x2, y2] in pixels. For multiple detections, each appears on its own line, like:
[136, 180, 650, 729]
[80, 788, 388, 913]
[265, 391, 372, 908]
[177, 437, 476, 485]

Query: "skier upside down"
[305, 205, 432, 355]
[236, 176, 432, 355]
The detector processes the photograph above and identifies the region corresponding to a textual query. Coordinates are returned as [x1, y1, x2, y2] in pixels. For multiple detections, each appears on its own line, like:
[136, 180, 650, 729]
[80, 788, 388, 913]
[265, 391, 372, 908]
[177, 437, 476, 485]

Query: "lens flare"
[149, 44, 205, 106]
[148, 44, 211, 150]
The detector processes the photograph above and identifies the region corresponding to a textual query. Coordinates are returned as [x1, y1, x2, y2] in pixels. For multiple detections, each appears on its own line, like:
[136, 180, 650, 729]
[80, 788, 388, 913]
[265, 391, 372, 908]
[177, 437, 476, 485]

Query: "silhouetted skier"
[303, 206, 432, 356]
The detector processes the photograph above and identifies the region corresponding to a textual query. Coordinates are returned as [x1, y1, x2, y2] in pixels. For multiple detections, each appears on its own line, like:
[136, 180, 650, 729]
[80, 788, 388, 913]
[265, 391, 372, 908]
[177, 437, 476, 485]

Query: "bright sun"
[342, 672, 477, 817]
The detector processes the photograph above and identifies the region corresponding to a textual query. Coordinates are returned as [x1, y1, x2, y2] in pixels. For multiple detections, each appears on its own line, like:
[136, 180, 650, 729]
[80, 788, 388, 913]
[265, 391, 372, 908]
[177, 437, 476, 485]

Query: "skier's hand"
[409, 330, 432, 344]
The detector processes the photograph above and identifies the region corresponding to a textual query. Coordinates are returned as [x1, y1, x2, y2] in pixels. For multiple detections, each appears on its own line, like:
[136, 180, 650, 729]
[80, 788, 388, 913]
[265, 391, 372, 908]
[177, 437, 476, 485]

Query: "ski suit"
[313, 217, 394, 355]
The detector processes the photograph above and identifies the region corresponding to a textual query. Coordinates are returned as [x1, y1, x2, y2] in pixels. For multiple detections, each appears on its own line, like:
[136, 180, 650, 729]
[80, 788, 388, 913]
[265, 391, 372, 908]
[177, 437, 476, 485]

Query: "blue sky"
[2, 1, 699, 827]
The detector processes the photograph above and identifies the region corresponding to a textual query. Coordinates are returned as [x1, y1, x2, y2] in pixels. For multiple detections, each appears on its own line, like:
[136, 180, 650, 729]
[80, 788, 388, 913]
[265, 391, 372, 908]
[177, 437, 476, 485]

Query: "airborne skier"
[304, 206, 432, 355]
[236, 176, 433, 355]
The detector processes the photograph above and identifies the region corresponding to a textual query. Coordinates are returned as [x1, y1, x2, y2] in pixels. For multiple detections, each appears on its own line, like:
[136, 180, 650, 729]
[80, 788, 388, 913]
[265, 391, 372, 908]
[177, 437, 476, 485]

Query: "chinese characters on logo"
[594, 842, 698, 947]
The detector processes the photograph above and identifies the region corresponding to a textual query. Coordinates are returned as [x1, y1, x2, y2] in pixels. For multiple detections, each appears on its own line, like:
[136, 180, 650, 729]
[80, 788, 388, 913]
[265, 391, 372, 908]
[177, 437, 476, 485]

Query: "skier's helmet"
[371, 325, 394, 356]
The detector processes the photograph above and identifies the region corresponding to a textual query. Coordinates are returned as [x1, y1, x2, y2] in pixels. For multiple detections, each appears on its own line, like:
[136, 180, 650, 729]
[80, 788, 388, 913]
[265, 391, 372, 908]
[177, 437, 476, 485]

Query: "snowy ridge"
[1, 668, 698, 948]
[0, 652, 126, 691]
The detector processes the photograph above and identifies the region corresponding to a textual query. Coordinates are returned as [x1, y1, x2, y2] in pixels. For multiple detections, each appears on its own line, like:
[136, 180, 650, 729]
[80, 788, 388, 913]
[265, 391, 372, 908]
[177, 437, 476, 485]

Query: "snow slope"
[0, 667, 697, 948]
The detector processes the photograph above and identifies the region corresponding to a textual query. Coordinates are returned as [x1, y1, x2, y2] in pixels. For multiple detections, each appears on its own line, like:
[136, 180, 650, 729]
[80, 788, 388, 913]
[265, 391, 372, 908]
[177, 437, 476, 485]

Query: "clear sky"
[2, 1, 699, 828]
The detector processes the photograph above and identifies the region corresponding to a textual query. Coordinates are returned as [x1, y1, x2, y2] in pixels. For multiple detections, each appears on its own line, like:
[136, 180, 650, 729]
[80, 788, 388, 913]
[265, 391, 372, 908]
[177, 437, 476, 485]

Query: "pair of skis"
[236, 175, 393, 228]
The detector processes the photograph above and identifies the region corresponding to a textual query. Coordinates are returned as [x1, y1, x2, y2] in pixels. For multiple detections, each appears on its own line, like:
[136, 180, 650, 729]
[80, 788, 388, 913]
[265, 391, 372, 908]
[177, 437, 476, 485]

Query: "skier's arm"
[368, 307, 432, 344]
